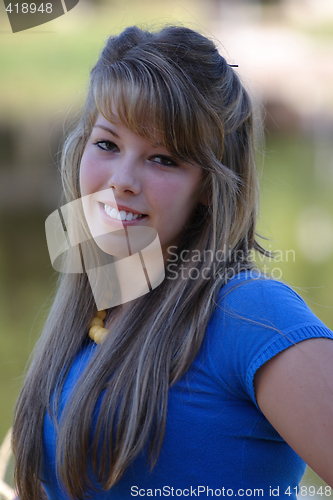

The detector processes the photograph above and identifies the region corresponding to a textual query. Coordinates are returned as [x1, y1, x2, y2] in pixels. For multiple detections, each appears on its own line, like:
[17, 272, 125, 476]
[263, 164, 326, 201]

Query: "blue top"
[42, 271, 333, 499]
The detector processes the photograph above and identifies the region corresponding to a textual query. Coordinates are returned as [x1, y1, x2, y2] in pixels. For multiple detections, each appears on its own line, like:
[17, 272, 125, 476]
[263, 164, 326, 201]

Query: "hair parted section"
[13, 25, 269, 500]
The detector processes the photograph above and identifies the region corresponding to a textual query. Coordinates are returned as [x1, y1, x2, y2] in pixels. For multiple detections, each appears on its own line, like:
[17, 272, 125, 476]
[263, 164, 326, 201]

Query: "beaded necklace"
[89, 310, 109, 344]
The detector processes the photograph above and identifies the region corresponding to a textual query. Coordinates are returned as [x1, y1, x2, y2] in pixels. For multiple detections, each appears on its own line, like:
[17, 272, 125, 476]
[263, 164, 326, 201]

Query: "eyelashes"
[93, 140, 179, 167]
[94, 140, 119, 152]
[151, 156, 178, 167]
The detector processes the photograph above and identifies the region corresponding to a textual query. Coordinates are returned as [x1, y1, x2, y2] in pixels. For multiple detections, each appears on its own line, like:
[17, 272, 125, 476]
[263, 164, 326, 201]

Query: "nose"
[107, 154, 141, 195]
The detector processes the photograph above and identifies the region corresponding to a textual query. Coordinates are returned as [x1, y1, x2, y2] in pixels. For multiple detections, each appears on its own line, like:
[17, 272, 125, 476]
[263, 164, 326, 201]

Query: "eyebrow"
[93, 124, 164, 149]
[93, 124, 120, 138]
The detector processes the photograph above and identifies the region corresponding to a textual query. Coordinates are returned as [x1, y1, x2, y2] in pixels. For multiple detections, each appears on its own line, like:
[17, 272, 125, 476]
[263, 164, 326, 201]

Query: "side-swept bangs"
[91, 54, 224, 170]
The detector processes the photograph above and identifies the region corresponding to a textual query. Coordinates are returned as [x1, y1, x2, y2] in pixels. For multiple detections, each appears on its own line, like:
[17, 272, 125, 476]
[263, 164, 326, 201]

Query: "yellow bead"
[99, 329, 109, 344]
[94, 327, 109, 344]
[89, 325, 102, 341]
[96, 310, 106, 320]
[90, 317, 104, 328]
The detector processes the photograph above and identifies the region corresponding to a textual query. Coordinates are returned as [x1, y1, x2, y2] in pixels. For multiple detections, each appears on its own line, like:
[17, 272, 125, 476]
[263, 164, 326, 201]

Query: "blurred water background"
[1, 0, 333, 498]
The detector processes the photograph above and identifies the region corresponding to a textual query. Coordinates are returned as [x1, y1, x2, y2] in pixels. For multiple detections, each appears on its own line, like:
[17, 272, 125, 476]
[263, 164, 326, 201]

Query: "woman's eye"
[152, 155, 178, 167]
[94, 140, 119, 152]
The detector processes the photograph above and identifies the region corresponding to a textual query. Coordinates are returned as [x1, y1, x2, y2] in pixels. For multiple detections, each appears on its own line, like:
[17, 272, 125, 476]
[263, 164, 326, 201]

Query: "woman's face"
[79, 112, 203, 259]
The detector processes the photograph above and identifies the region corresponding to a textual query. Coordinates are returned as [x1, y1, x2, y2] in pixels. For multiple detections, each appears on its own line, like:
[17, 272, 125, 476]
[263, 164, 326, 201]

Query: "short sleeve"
[206, 272, 333, 410]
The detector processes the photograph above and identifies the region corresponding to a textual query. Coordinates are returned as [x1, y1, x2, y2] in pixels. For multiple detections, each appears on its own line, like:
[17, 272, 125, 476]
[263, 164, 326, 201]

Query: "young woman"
[12, 25, 333, 500]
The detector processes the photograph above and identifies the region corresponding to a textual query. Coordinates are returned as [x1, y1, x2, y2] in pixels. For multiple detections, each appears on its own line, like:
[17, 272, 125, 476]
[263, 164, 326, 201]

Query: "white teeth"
[104, 204, 144, 221]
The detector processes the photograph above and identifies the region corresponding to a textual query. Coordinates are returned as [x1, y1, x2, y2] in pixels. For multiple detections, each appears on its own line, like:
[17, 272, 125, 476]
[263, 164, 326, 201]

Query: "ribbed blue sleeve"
[207, 272, 333, 409]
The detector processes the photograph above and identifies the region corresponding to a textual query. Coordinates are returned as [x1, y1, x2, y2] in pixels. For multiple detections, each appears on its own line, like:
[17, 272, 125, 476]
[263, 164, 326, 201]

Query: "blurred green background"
[1, 0, 333, 497]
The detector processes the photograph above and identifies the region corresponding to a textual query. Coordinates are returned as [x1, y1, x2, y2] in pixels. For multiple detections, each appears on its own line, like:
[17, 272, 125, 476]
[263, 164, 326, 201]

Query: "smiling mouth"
[102, 203, 148, 221]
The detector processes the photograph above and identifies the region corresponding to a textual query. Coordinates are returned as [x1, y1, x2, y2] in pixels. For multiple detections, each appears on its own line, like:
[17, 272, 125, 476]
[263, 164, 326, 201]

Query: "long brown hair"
[13, 25, 268, 499]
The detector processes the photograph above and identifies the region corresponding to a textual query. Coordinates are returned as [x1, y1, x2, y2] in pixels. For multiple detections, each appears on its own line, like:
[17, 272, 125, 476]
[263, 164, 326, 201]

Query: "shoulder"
[213, 270, 328, 334]
[206, 270, 333, 405]
[217, 269, 302, 308]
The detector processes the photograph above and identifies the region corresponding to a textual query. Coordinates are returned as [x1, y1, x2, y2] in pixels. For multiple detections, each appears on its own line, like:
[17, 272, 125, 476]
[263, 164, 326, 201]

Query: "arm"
[254, 337, 333, 487]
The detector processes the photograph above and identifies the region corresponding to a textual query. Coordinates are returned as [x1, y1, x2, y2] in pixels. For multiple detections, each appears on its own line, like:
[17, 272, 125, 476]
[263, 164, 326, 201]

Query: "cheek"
[148, 178, 182, 213]
[150, 175, 199, 217]
[79, 151, 103, 197]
